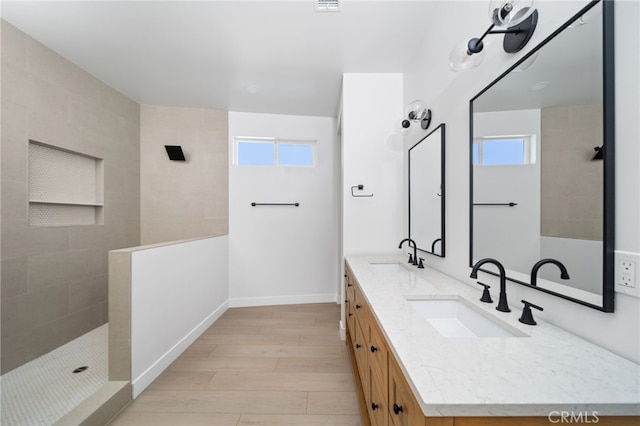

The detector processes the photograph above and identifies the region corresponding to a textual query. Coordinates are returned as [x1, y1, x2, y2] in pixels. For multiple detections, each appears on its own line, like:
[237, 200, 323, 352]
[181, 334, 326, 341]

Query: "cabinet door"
[354, 318, 370, 404]
[388, 356, 425, 426]
[353, 283, 368, 327]
[368, 366, 389, 426]
[346, 285, 355, 335]
[367, 315, 388, 388]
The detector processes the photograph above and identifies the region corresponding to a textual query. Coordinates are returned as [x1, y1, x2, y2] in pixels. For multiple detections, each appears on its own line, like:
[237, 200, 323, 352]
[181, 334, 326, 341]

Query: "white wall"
[403, 1, 640, 363]
[228, 112, 339, 306]
[473, 109, 541, 273]
[342, 73, 404, 256]
[130, 236, 228, 397]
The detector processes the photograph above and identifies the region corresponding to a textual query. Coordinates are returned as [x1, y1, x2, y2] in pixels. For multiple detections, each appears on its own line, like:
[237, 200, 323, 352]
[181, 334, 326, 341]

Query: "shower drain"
[72, 366, 89, 374]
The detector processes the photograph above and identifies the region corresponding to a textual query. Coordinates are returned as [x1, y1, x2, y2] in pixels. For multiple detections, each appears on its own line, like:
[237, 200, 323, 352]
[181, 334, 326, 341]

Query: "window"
[235, 138, 315, 167]
[237, 141, 275, 166]
[473, 136, 535, 166]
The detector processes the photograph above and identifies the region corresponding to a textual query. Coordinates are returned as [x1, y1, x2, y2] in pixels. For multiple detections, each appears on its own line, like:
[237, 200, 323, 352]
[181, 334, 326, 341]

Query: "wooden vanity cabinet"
[345, 264, 411, 426]
[345, 262, 639, 426]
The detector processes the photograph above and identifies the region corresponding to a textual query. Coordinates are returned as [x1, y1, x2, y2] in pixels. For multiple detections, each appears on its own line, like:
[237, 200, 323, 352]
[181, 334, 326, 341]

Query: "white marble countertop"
[346, 254, 640, 417]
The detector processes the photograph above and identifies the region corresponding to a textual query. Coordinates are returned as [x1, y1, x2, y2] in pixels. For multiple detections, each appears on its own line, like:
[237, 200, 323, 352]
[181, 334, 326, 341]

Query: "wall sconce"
[396, 100, 432, 133]
[449, 0, 538, 71]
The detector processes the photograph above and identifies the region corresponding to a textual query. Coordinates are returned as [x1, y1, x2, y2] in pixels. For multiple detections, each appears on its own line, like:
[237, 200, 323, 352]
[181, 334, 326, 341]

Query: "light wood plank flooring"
[110, 303, 362, 426]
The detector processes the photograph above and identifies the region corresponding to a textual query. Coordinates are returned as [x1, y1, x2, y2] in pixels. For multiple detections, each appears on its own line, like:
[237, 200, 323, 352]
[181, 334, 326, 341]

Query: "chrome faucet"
[530, 258, 570, 287]
[398, 238, 418, 266]
[470, 258, 510, 312]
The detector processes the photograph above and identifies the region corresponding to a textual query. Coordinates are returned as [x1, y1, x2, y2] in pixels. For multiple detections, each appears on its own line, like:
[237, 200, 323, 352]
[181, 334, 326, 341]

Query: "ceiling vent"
[315, 0, 341, 12]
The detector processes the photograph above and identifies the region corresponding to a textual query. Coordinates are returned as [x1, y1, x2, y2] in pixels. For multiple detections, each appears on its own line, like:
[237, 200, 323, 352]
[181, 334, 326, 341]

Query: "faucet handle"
[476, 282, 493, 303]
[418, 258, 424, 269]
[407, 253, 414, 264]
[519, 300, 543, 325]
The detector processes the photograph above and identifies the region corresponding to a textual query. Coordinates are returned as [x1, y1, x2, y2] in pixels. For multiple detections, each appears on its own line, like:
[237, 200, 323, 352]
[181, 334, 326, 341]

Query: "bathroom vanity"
[344, 256, 640, 426]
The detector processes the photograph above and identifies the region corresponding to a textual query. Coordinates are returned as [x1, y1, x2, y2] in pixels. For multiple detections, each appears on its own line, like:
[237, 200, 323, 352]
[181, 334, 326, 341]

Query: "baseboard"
[228, 293, 337, 308]
[131, 301, 229, 397]
[339, 320, 346, 341]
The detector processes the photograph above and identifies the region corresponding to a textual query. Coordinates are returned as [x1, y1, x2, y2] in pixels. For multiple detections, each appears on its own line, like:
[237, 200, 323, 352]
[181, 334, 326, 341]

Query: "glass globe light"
[405, 100, 428, 122]
[394, 118, 411, 134]
[449, 39, 484, 72]
[488, 0, 535, 28]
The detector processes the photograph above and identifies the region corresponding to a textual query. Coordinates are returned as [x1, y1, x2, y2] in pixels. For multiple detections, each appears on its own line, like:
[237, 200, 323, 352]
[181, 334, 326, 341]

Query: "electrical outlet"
[615, 251, 640, 298]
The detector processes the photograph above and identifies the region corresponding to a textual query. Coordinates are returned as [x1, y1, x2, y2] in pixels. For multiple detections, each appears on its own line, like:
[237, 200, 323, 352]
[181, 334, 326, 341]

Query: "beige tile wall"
[140, 105, 228, 244]
[0, 21, 141, 373]
[540, 104, 603, 241]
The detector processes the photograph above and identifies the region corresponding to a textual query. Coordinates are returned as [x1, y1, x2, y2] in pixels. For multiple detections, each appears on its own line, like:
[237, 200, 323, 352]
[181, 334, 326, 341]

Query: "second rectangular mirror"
[409, 123, 446, 257]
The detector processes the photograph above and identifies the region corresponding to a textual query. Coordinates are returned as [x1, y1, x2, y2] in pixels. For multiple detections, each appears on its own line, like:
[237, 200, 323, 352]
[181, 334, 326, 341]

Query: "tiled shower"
[0, 20, 140, 422]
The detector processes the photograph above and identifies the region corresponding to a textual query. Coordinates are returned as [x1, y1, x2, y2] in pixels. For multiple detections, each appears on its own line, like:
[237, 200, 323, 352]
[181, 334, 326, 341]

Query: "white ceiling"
[1, 1, 452, 117]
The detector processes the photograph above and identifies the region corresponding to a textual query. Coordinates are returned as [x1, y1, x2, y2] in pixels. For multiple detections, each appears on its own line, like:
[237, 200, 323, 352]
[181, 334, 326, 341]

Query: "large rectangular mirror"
[409, 123, 446, 257]
[469, 0, 614, 312]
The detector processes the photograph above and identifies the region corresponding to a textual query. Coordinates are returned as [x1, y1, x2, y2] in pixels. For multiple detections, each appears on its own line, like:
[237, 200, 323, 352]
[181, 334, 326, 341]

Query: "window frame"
[234, 137, 317, 167]
[472, 135, 536, 166]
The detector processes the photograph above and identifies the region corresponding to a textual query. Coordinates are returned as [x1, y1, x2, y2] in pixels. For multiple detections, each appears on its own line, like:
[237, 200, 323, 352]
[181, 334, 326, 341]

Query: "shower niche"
[28, 141, 104, 226]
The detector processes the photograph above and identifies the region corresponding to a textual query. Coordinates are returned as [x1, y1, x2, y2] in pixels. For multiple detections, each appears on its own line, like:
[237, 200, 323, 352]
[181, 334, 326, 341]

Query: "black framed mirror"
[409, 123, 446, 257]
[469, 0, 614, 312]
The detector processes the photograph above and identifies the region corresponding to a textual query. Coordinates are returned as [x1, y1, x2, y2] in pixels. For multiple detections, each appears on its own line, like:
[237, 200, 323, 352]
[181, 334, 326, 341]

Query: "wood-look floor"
[110, 303, 362, 426]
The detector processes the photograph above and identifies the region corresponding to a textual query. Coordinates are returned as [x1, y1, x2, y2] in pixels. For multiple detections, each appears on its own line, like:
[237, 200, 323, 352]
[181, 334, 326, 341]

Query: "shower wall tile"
[26, 251, 71, 291]
[31, 306, 102, 357]
[1, 19, 27, 69]
[0, 102, 29, 182]
[541, 105, 603, 241]
[68, 275, 107, 313]
[139, 105, 228, 244]
[0, 21, 141, 374]
[108, 250, 131, 381]
[1, 258, 28, 298]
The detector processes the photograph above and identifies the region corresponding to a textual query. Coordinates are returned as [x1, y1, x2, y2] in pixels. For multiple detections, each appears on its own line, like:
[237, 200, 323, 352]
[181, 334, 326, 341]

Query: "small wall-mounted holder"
[351, 184, 373, 198]
[165, 145, 186, 161]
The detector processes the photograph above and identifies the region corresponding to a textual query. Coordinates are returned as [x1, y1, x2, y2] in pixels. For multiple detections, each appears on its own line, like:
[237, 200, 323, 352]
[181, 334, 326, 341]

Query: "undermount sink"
[369, 262, 411, 274]
[406, 297, 527, 338]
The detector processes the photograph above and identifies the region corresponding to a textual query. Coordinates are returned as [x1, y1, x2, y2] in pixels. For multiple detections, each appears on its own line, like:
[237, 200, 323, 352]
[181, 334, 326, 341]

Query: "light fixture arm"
[466, 9, 538, 57]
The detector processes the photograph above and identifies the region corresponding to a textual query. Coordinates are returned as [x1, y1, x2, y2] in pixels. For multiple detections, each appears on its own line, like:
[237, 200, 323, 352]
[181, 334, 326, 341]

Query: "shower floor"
[0, 324, 108, 426]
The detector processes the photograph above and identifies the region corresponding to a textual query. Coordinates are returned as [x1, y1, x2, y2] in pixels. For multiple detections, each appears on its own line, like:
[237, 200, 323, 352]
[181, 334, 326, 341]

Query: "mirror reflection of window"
[473, 136, 535, 165]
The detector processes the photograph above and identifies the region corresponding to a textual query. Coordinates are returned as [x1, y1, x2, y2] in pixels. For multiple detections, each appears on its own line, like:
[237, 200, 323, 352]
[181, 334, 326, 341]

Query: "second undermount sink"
[369, 262, 411, 274]
[406, 297, 527, 339]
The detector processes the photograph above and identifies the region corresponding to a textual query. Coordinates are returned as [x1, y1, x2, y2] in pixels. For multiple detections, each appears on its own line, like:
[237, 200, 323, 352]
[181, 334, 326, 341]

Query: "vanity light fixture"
[396, 100, 432, 132]
[449, 0, 538, 72]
